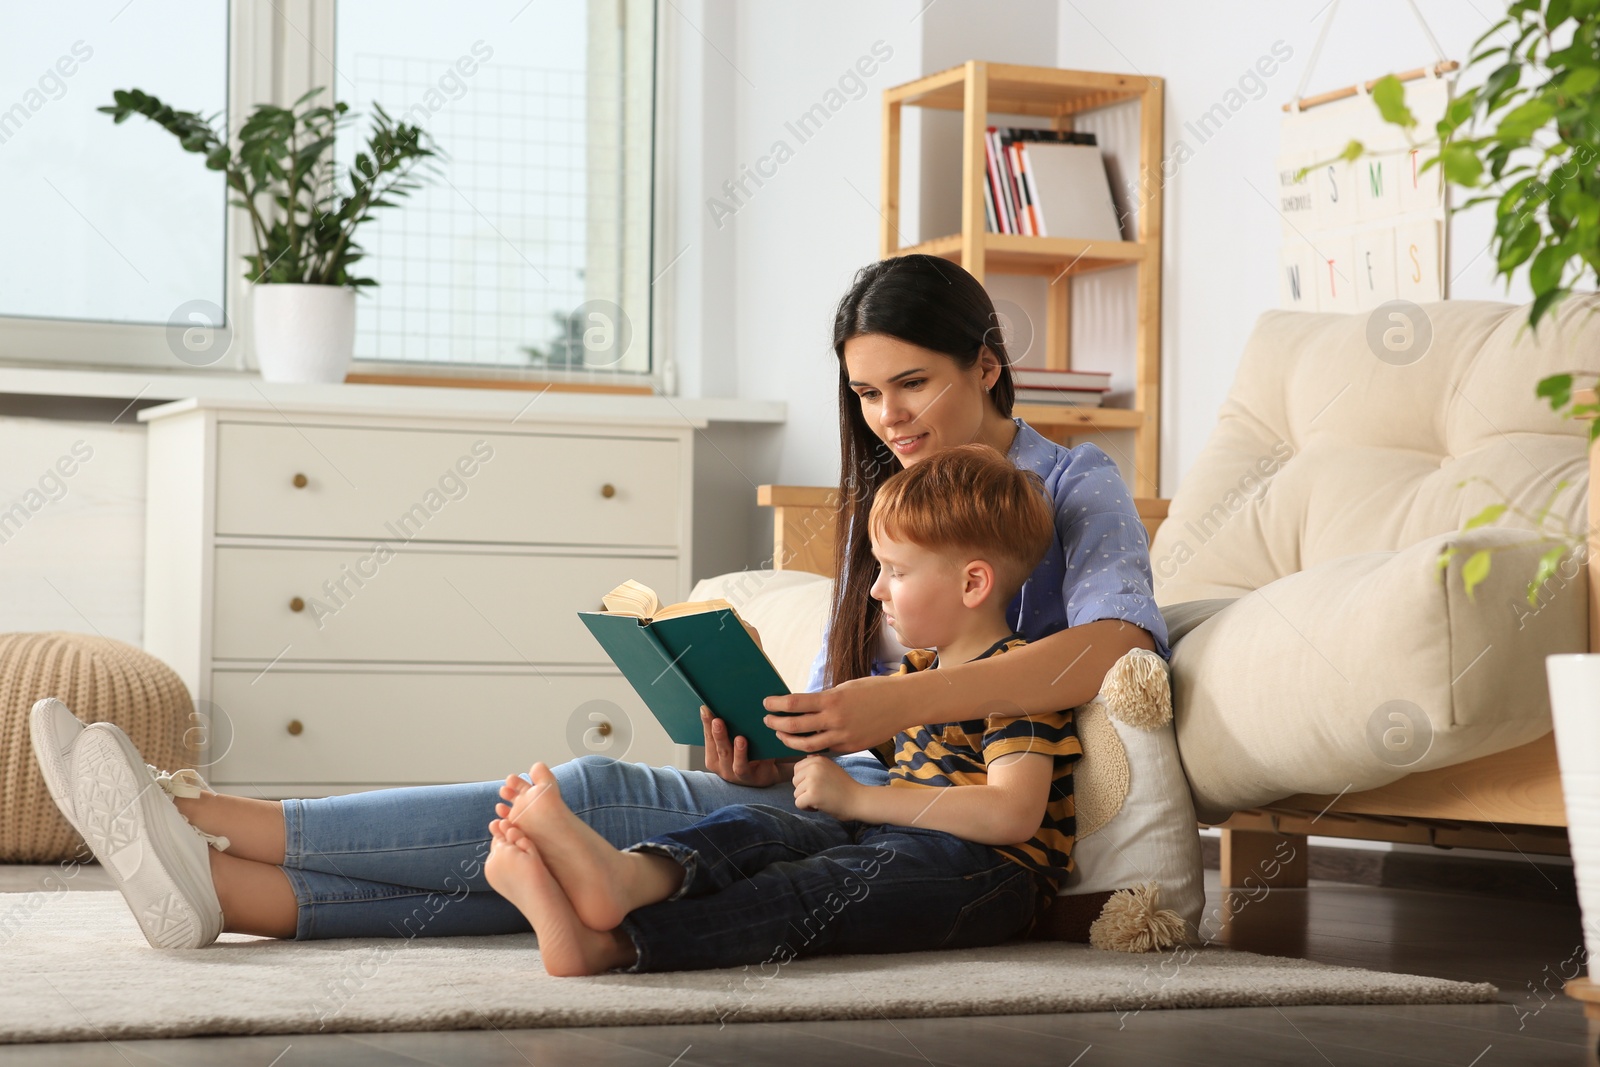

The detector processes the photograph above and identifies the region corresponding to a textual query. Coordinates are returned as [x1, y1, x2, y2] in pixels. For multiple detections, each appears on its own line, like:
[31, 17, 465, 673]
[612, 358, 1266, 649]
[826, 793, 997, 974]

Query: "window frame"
[0, 0, 665, 392]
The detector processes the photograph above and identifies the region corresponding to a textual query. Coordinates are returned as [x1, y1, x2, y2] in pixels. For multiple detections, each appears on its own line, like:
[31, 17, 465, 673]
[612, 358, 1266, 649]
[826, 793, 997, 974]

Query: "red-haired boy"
[485, 443, 1082, 975]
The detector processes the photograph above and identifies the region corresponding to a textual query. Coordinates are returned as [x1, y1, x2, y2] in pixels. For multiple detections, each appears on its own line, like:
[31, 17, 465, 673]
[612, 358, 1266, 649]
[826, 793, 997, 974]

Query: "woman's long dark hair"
[823, 254, 1016, 686]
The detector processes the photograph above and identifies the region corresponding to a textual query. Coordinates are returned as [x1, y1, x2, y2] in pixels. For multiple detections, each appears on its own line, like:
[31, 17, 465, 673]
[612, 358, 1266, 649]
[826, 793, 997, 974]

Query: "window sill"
[0, 364, 786, 428]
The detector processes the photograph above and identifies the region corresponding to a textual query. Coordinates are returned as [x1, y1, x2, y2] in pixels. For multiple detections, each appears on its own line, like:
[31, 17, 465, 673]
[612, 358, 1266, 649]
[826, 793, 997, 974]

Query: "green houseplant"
[1340, 0, 1600, 999]
[101, 87, 437, 382]
[1305, 0, 1598, 597]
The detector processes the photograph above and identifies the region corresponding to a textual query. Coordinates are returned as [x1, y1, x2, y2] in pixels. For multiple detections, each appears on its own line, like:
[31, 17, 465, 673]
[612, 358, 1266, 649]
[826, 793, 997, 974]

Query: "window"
[333, 0, 655, 375]
[0, 3, 229, 330]
[0, 0, 656, 379]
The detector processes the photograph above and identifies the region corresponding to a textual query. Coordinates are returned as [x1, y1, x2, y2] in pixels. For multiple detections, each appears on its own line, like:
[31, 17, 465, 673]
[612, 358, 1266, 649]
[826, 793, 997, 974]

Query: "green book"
[577, 580, 808, 762]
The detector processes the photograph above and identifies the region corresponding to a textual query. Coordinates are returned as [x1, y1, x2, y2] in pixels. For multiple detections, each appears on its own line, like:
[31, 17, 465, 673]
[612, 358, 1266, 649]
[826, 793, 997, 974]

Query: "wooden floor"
[1, 866, 1596, 1066]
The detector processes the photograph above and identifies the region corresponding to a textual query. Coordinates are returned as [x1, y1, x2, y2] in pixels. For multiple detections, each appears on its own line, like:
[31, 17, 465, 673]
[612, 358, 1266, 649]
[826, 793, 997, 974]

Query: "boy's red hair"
[868, 443, 1054, 600]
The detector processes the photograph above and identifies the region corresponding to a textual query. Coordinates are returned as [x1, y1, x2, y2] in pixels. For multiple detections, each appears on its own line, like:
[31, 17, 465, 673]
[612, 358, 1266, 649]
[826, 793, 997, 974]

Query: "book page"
[600, 579, 662, 619]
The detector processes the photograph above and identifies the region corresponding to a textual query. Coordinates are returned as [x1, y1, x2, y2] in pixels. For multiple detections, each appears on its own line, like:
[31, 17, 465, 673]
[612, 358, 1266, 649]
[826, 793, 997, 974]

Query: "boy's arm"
[795, 752, 1053, 846]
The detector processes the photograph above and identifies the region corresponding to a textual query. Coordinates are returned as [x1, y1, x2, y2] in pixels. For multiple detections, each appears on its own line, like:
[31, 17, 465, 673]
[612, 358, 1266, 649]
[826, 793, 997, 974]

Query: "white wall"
[1053, 0, 1524, 491]
[669, 0, 1523, 497]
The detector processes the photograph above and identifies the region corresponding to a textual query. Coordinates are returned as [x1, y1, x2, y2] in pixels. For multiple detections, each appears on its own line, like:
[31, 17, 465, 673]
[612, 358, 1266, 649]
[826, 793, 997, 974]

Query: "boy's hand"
[792, 754, 861, 819]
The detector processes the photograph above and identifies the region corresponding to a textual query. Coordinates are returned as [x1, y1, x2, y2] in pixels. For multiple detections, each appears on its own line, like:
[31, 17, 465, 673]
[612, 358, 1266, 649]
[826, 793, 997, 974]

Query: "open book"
[578, 580, 804, 761]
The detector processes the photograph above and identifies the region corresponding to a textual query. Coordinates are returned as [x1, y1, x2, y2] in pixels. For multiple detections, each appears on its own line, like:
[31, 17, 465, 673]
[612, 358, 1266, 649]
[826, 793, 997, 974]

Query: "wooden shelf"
[885, 62, 1153, 117]
[899, 232, 1149, 277]
[1011, 404, 1143, 430]
[880, 60, 1164, 497]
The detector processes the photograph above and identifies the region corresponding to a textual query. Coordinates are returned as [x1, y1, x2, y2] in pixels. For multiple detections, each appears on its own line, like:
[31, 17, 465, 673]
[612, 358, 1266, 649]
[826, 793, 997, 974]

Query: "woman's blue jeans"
[617, 803, 1048, 972]
[278, 754, 892, 940]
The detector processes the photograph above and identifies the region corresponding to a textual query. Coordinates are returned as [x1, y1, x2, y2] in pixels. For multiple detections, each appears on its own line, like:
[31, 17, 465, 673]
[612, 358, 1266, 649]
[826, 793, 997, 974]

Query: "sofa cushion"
[1150, 297, 1595, 606]
[1061, 699, 1204, 939]
[1172, 528, 1587, 823]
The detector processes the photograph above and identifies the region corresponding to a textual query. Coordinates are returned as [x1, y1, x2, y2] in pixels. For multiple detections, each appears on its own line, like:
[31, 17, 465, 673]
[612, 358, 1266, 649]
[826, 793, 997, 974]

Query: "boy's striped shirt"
[872, 633, 1082, 890]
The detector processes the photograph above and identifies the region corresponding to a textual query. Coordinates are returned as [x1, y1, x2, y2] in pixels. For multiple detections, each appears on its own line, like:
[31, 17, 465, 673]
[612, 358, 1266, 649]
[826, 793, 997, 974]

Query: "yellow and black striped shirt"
[874, 633, 1082, 891]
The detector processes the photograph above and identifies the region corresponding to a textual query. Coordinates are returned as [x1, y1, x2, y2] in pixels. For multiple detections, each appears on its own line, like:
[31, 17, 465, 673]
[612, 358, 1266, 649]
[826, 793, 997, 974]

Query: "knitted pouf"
[0, 632, 196, 863]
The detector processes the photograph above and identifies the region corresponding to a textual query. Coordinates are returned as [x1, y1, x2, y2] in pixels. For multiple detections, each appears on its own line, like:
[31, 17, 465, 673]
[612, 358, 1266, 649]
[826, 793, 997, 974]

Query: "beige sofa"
[725, 295, 1599, 890]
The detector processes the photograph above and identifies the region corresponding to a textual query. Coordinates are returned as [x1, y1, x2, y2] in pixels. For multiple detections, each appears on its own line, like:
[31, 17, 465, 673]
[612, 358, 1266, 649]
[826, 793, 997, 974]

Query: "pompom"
[1088, 881, 1188, 953]
[1100, 647, 1172, 730]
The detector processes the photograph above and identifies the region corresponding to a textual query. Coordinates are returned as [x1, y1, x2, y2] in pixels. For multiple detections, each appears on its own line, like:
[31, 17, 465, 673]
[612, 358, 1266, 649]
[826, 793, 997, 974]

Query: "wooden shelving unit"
[881, 61, 1164, 496]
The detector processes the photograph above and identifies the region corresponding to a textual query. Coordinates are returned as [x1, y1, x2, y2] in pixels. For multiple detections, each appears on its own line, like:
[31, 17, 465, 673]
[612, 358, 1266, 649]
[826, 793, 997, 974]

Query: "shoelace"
[146, 765, 232, 852]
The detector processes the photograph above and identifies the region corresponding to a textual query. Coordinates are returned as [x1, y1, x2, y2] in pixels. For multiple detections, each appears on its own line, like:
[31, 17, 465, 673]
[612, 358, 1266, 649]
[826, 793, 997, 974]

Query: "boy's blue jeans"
[617, 802, 1049, 972]
[279, 754, 898, 940]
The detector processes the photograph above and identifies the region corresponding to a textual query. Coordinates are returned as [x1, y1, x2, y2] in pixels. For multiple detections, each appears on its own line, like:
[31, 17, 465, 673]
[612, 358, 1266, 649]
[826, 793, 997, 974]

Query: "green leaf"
[1498, 218, 1540, 270]
[1528, 286, 1569, 330]
[1497, 98, 1557, 141]
[1530, 242, 1570, 294]
[1462, 549, 1493, 601]
[1372, 75, 1416, 127]
[1562, 66, 1599, 97]
[1441, 142, 1484, 186]
[1483, 62, 1522, 111]
[1527, 544, 1568, 607]
[1464, 503, 1508, 530]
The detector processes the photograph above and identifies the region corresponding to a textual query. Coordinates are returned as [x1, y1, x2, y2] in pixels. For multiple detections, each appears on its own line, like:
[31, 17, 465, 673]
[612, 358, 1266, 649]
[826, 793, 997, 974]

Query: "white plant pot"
[1546, 652, 1600, 972]
[251, 283, 356, 384]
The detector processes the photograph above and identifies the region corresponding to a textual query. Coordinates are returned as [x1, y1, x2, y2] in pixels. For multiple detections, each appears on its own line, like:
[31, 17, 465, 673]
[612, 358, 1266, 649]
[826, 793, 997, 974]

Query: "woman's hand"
[700, 705, 796, 787]
[792, 754, 862, 819]
[761, 674, 912, 754]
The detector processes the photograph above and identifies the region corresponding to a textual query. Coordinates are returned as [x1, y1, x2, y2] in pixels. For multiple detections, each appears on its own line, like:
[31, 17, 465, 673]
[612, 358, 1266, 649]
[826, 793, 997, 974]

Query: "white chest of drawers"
[140, 396, 715, 798]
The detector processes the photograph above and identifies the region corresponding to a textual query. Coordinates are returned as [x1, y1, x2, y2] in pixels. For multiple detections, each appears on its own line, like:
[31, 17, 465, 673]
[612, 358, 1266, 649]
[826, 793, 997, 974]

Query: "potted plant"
[101, 87, 437, 383]
[1334, 0, 1600, 999]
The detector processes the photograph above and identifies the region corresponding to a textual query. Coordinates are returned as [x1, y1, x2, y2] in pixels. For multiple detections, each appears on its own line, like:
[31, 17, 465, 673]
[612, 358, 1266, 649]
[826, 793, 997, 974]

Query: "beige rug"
[0, 893, 1496, 1043]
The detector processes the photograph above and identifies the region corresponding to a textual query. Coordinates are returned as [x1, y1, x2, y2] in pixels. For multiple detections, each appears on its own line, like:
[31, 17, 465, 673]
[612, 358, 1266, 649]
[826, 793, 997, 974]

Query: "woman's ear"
[978, 346, 1003, 391]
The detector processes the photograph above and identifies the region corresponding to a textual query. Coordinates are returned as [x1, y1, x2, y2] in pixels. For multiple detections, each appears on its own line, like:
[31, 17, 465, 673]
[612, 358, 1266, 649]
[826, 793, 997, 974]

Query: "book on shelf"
[1014, 387, 1106, 407]
[1012, 367, 1111, 390]
[983, 127, 1099, 237]
[577, 580, 807, 762]
[1022, 142, 1124, 241]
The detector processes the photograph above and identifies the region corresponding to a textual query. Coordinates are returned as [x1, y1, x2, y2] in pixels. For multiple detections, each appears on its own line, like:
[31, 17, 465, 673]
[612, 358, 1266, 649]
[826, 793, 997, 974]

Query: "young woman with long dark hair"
[33, 254, 1168, 949]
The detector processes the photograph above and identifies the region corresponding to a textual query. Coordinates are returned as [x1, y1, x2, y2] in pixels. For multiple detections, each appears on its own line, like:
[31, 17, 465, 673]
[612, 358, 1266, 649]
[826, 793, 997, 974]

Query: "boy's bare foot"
[492, 762, 682, 931]
[483, 825, 634, 977]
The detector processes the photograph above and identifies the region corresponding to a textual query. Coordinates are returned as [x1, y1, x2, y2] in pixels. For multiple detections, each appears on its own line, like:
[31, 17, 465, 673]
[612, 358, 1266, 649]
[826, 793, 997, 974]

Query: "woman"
[35, 254, 1169, 947]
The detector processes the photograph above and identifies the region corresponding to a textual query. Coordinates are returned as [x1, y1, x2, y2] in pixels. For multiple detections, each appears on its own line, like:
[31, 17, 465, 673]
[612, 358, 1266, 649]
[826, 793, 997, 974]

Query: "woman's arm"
[793, 751, 1053, 845]
[763, 618, 1154, 754]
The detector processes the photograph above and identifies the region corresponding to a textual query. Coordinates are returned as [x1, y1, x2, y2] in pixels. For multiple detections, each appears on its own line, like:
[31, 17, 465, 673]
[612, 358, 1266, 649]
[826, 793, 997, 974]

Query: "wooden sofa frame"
[755, 407, 1597, 890]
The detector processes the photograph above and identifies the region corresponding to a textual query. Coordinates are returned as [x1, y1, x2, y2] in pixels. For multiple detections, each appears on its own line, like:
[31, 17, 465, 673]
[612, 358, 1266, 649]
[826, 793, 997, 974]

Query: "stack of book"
[1010, 367, 1110, 407]
[984, 126, 1124, 241]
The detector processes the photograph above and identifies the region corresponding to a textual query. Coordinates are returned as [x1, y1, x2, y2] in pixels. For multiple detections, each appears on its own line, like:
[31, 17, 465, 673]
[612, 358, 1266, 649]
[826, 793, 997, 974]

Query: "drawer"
[211, 546, 680, 665]
[207, 669, 684, 787]
[214, 423, 682, 547]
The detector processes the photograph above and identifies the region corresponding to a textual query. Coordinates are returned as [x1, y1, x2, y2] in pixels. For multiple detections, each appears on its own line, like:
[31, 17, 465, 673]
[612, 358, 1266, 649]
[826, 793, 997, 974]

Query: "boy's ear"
[960, 558, 996, 609]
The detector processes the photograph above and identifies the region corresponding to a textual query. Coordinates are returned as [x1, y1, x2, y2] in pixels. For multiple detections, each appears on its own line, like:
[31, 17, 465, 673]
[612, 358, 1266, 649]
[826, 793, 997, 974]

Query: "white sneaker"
[71, 722, 227, 949]
[29, 697, 88, 826]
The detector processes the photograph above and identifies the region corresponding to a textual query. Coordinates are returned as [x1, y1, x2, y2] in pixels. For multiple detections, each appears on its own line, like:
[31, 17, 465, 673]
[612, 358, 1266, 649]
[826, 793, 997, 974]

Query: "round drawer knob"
[287, 719, 304, 736]
[600, 483, 616, 499]
[595, 720, 613, 737]
[289, 597, 305, 613]
[292, 473, 308, 489]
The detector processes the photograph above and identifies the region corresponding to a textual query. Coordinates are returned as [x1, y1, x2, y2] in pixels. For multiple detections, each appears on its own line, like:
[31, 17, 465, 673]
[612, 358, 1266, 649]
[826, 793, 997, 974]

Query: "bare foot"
[497, 770, 532, 808]
[492, 762, 681, 930]
[483, 825, 634, 977]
